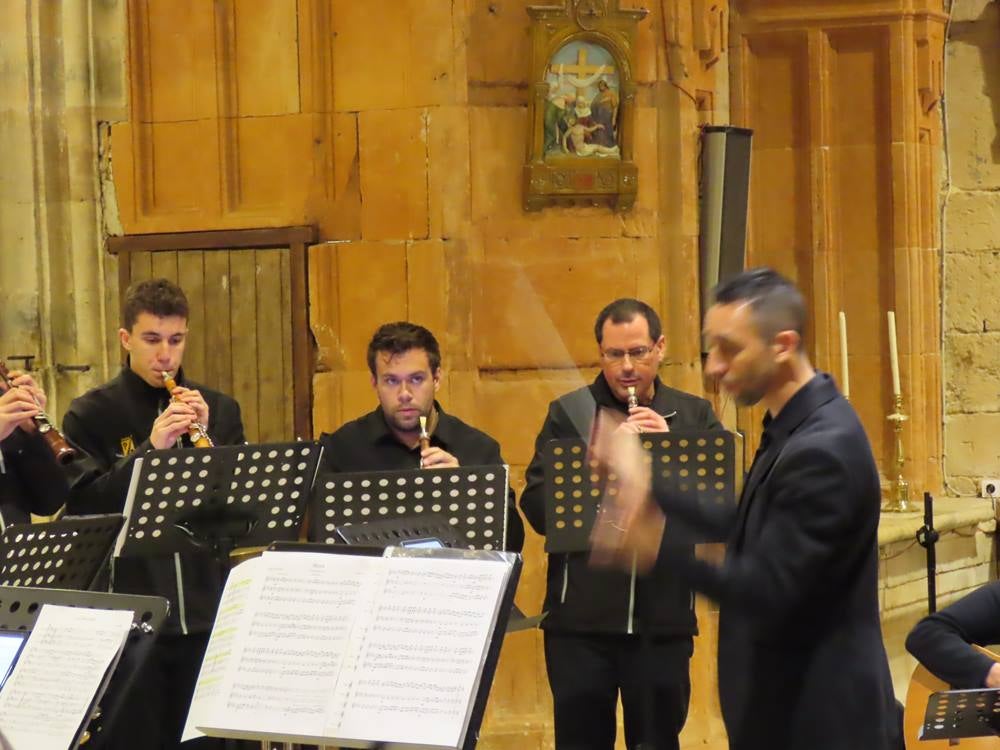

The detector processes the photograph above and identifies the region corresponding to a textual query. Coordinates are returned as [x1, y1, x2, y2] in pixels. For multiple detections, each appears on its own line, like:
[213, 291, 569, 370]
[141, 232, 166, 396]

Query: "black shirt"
[0, 428, 68, 527]
[318, 403, 525, 551]
[63, 366, 245, 634]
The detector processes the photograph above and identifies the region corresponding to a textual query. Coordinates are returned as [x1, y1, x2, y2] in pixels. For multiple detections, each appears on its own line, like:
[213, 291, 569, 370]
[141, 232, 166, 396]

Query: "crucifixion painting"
[544, 41, 621, 158]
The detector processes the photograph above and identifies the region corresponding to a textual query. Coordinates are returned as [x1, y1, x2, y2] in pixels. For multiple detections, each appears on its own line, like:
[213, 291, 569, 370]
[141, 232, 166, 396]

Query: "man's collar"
[120, 364, 174, 402]
[593, 372, 667, 411]
[364, 401, 454, 448]
[760, 372, 838, 440]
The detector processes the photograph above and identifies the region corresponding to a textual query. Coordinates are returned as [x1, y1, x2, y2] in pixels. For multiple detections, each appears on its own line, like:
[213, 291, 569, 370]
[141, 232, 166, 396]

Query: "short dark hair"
[366, 322, 442, 377]
[122, 278, 189, 330]
[712, 267, 806, 342]
[594, 299, 662, 344]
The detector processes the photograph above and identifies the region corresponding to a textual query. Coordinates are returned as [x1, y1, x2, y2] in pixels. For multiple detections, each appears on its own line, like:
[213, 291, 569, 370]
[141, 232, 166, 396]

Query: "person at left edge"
[0, 369, 68, 528]
[318, 321, 525, 552]
[63, 278, 244, 750]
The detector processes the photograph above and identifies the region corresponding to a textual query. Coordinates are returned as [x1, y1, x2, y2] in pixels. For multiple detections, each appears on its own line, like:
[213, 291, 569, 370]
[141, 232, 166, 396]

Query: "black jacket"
[906, 581, 1000, 689]
[64, 366, 245, 634]
[519, 373, 722, 634]
[657, 373, 901, 750]
[0, 428, 68, 527]
[318, 402, 525, 552]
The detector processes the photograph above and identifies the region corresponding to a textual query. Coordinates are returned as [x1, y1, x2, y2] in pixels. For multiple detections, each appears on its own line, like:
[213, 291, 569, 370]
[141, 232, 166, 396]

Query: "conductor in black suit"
[591, 268, 903, 750]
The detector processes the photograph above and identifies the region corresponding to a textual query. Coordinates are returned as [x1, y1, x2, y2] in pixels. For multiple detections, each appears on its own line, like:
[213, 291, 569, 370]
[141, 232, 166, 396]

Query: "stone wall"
[944, 0, 1000, 494]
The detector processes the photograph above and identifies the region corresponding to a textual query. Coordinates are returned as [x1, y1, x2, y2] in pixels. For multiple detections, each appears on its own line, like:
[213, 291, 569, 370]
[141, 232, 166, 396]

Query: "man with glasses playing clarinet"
[519, 298, 721, 750]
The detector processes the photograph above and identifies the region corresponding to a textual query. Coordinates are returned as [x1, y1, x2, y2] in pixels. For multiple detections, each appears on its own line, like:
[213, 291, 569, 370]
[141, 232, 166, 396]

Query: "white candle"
[887, 310, 901, 397]
[838, 311, 849, 399]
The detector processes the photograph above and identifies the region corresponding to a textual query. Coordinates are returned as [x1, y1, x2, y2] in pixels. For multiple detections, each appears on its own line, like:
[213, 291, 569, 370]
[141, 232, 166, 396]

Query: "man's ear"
[772, 330, 801, 363]
[432, 368, 442, 393]
[653, 335, 666, 364]
[118, 328, 131, 352]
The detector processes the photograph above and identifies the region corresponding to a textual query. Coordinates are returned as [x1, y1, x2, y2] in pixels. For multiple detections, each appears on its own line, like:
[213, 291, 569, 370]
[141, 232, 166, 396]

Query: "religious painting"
[524, 1, 648, 212]
[544, 41, 621, 159]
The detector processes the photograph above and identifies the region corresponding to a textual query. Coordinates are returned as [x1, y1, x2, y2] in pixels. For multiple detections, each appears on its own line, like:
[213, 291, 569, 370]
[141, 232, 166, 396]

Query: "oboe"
[162, 371, 213, 448]
[0, 361, 76, 464]
[627, 385, 638, 410]
[418, 415, 431, 452]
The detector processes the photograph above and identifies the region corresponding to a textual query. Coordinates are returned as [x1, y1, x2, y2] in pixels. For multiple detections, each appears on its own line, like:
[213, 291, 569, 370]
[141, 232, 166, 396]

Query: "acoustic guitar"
[903, 644, 1000, 748]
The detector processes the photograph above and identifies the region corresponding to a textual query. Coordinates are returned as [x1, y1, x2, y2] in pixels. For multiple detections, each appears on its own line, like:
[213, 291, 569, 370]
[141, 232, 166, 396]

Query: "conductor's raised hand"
[149, 400, 197, 449]
[589, 417, 664, 574]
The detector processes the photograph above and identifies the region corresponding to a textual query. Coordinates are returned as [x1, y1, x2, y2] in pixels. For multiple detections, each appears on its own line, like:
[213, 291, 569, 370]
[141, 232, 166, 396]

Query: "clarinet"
[0, 361, 76, 464]
[162, 371, 213, 448]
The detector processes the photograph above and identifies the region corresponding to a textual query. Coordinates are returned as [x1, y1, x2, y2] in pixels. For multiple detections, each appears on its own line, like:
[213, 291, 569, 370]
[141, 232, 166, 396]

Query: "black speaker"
[699, 125, 752, 317]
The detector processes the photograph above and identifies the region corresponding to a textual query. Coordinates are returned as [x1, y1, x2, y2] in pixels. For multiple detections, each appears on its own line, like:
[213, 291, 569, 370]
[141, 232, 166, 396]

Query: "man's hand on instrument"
[4, 370, 47, 412]
[0, 387, 41, 442]
[169, 385, 210, 427]
[150, 400, 197, 449]
[623, 406, 669, 434]
[986, 663, 1000, 689]
[420, 447, 459, 469]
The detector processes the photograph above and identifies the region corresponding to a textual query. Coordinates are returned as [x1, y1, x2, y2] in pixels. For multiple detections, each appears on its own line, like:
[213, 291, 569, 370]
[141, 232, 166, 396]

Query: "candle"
[838, 311, 849, 399]
[887, 310, 901, 397]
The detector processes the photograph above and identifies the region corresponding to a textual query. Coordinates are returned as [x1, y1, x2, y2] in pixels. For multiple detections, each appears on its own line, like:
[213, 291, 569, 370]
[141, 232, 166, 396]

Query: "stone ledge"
[877, 497, 996, 547]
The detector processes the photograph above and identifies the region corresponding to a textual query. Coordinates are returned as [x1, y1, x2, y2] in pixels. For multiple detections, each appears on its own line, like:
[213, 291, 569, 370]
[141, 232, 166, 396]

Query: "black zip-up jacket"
[0, 428, 68, 527]
[319, 402, 525, 552]
[63, 366, 245, 634]
[519, 373, 722, 634]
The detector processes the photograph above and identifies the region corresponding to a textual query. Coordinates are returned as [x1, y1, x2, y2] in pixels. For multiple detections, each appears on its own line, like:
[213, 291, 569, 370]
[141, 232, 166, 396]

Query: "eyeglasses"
[600, 346, 655, 363]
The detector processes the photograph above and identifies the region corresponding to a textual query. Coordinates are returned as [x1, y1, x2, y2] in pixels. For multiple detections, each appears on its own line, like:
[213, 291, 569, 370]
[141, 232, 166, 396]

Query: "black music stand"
[919, 687, 1000, 740]
[0, 514, 123, 590]
[311, 464, 511, 551]
[543, 430, 736, 553]
[0, 585, 168, 749]
[116, 442, 322, 568]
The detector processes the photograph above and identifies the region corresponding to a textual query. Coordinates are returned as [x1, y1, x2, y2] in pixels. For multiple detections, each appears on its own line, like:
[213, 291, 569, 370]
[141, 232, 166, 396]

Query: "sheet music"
[181, 555, 258, 743]
[0, 605, 133, 750]
[332, 556, 509, 747]
[114, 456, 145, 557]
[192, 550, 512, 749]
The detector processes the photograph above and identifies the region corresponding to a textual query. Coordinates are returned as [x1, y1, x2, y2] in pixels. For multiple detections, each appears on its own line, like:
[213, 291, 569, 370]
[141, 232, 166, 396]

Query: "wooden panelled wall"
[731, 0, 945, 497]
[111, 1, 946, 749]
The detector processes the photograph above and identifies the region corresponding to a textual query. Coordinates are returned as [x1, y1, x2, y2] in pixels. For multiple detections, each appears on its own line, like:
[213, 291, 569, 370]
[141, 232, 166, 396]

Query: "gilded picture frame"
[524, 1, 648, 211]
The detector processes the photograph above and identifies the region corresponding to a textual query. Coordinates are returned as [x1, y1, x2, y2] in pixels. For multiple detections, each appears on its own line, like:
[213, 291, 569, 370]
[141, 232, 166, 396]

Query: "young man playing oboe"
[64, 278, 244, 750]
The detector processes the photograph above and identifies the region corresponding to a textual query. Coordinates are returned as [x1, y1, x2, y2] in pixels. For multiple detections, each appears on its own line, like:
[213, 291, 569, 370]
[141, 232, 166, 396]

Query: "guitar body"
[904, 645, 1000, 748]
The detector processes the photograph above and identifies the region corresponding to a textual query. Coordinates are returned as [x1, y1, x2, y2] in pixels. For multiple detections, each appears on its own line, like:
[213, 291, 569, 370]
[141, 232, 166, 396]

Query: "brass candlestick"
[883, 394, 911, 512]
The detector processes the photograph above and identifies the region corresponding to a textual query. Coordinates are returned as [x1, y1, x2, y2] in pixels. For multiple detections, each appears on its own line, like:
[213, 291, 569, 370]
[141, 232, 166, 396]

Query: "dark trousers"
[104, 631, 226, 750]
[543, 631, 693, 750]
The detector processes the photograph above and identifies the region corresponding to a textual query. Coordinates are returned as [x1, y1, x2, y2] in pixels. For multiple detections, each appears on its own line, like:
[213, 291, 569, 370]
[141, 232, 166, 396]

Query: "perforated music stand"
[115, 442, 322, 563]
[543, 430, 736, 553]
[311, 464, 511, 551]
[919, 688, 1000, 740]
[0, 585, 168, 749]
[0, 514, 123, 590]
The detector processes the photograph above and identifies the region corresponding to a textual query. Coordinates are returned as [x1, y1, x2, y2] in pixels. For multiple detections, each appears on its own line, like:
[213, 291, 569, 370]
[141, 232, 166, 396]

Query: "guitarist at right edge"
[907, 581, 1000, 690]
[904, 581, 1000, 747]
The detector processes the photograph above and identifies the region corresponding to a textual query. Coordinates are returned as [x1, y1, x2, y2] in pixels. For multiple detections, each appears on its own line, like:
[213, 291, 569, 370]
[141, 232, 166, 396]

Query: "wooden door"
[110, 227, 316, 443]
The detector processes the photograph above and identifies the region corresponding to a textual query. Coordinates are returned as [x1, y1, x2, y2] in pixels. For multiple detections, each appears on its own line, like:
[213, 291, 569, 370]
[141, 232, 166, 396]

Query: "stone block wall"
[944, 0, 1000, 494]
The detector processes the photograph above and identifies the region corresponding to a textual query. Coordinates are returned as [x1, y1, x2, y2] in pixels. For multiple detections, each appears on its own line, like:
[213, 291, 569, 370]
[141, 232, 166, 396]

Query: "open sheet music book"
[183, 548, 518, 749]
[0, 605, 133, 750]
